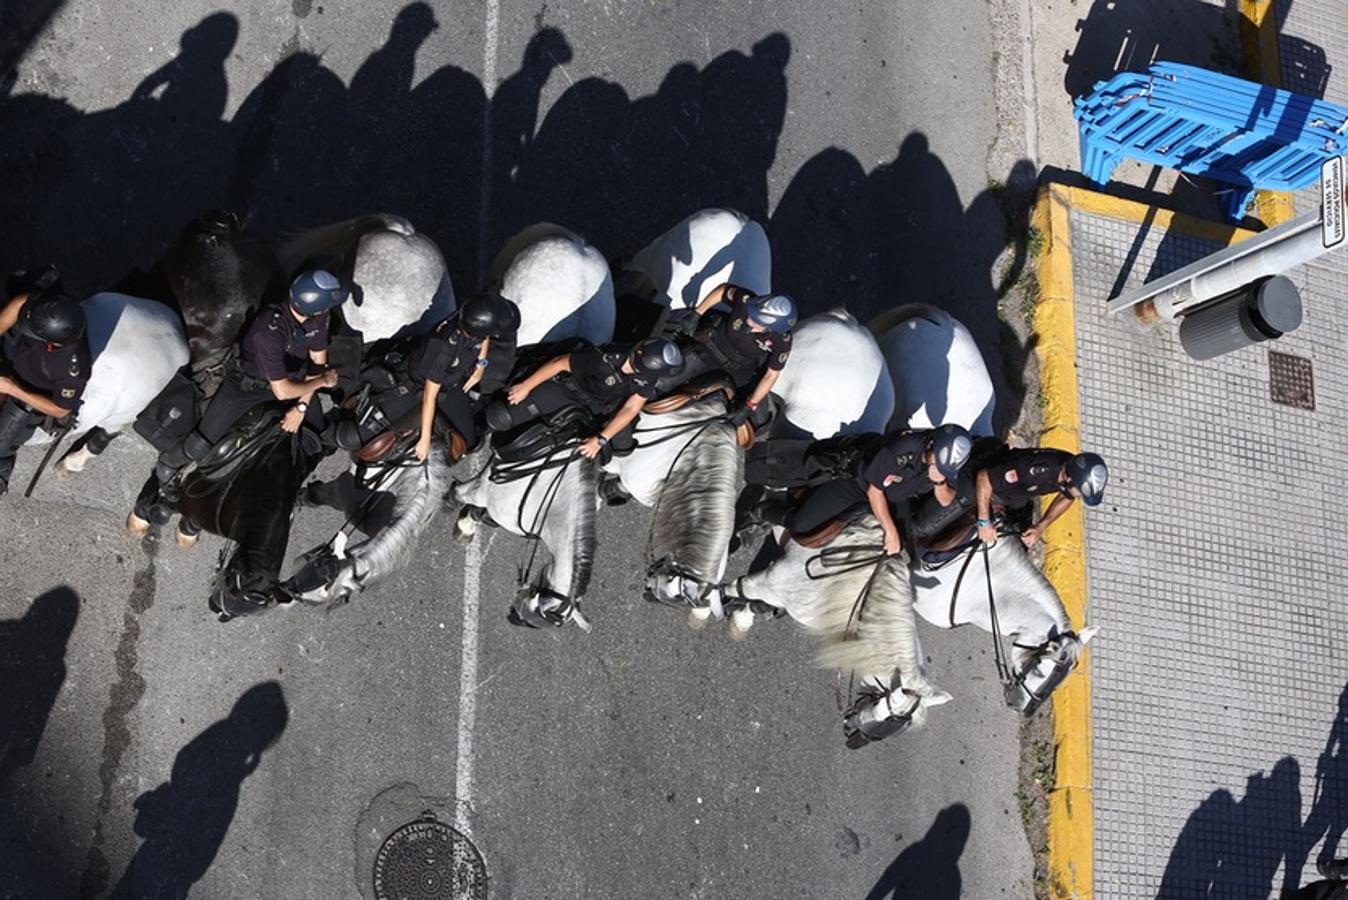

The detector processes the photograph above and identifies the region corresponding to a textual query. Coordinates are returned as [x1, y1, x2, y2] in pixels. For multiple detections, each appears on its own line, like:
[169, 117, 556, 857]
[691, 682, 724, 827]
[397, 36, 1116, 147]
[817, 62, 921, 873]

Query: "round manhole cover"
[373, 816, 488, 900]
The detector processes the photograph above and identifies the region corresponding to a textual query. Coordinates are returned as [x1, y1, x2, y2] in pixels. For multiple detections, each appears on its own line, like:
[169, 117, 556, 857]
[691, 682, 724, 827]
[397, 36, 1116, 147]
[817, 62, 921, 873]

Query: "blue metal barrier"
[1075, 61, 1348, 220]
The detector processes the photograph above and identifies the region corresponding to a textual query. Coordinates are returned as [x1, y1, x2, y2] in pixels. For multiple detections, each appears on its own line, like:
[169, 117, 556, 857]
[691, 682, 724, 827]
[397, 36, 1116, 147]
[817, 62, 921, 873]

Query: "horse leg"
[175, 515, 202, 549]
[126, 471, 168, 537]
[56, 427, 118, 477]
[719, 574, 785, 640]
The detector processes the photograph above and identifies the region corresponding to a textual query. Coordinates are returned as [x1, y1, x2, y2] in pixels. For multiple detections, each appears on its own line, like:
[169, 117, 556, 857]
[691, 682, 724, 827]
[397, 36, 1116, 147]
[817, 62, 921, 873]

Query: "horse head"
[1006, 624, 1099, 716]
[163, 208, 278, 363]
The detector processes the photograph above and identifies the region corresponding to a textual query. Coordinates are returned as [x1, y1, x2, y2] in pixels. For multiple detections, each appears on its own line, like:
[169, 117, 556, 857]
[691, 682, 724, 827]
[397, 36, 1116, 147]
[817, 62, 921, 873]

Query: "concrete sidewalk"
[1028, 1, 1348, 896]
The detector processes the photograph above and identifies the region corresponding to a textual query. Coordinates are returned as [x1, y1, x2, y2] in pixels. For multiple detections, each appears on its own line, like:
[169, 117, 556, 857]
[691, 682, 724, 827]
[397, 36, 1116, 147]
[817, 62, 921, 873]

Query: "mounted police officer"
[972, 445, 1109, 547]
[486, 338, 684, 459]
[329, 292, 520, 463]
[669, 283, 795, 426]
[747, 424, 974, 556]
[154, 268, 348, 492]
[0, 286, 90, 496]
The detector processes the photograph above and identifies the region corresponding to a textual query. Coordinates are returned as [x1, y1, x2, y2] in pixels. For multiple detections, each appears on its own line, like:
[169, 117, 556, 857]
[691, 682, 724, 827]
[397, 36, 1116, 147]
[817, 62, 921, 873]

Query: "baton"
[24, 418, 73, 498]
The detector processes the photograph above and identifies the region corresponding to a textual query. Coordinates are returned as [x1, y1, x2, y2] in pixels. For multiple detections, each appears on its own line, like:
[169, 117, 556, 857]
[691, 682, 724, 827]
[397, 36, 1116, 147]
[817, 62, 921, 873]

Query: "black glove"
[676, 312, 701, 337]
[726, 404, 753, 427]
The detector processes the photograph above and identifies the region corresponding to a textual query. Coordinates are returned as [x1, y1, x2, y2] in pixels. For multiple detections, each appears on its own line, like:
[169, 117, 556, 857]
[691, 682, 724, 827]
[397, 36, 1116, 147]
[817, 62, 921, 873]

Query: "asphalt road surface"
[0, 2, 1036, 897]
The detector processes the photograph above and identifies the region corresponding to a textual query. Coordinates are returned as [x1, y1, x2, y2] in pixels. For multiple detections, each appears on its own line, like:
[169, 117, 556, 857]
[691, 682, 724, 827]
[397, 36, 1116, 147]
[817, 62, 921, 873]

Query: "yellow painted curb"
[1240, 0, 1296, 226]
[1032, 183, 1092, 900]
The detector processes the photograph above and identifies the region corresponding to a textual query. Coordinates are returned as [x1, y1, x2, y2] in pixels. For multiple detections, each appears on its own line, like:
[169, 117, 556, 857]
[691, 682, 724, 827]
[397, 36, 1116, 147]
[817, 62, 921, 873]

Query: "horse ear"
[921, 689, 953, 708]
[1077, 625, 1100, 645]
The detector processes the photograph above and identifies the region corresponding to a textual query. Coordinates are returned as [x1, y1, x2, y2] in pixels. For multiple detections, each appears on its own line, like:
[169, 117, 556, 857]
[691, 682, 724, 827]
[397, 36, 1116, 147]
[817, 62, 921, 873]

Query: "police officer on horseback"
[747, 424, 974, 556]
[331, 292, 520, 463]
[670, 283, 795, 426]
[0, 282, 90, 496]
[487, 338, 684, 459]
[972, 445, 1109, 547]
[154, 268, 348, 491]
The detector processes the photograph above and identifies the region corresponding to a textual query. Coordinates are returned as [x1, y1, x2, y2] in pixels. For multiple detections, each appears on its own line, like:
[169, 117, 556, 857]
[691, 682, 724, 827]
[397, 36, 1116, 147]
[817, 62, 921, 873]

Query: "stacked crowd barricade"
[1075, 61, 1348, 221]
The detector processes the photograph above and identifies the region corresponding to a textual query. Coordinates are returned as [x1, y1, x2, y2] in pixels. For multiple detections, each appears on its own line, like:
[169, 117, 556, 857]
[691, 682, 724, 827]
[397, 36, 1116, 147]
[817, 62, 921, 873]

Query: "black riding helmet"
[1066, 452, 1108, 507]
[629, 338, 684, 377]
[927, 423, 973, 482]
[458, 293, 520, 341]
[15, 294, 85, 346]
[288, 269, 349, 316]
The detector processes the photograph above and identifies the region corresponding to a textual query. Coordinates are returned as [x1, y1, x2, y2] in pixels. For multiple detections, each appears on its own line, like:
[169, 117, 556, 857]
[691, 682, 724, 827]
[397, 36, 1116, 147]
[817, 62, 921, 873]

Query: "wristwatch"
[296, 401, 309, 413]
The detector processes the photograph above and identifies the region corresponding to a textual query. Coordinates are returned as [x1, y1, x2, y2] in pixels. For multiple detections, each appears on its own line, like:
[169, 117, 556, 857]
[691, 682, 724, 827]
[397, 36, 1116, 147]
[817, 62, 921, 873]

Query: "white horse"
[620, 207, 771, 311]
[909, 533, 1098, 716]
[719, 514, 951, 746]
[279, 213, 456, 342]
[772, 308, 894, 438]
[870, 303, 994, 436]
[22, 292, 187, 452]
[451, 224, 616, 629]
[608, 310, 885, 618]
[488, 222, 615, 346]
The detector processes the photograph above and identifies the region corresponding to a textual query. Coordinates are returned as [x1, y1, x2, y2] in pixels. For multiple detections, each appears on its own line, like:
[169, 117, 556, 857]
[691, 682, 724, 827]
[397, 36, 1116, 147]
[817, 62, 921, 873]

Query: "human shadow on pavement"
[1, 6, 1032, 435]
[108, 681, 288, 900]
[1285, 683, 1348, 893]
[864, 804, 970, 900]
[0, 4, 790, 309]
[1160, 756, 1305, 898]
[0, 587, 79, 893]
[770, 138, 1036, 434]
[0, 587, 78, 789]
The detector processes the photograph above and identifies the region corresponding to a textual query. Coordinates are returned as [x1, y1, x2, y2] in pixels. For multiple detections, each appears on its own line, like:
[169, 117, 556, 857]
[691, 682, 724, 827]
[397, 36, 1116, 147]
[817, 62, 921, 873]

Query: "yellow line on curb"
[1032, 183, 1092, 900]
[1240, 0, 1296, 226]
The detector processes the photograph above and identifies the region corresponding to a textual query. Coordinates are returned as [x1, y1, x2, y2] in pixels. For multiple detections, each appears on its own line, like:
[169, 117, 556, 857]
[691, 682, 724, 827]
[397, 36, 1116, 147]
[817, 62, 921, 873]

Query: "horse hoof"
[686, 607, 713, 632]
[126, 510, 151, 537]
[727, 608, 756, 641]
[175, 524, 200, 549]
[55, 447, 91, 477]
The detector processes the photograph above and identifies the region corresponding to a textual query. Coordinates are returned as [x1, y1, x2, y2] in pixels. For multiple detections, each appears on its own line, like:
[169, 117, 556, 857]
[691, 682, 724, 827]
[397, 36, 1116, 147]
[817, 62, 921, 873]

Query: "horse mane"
[797, 515, 925, 687]
[347, 446, 452, 587]
[562, 458, 599, 600]
[646, 405, 743, 584]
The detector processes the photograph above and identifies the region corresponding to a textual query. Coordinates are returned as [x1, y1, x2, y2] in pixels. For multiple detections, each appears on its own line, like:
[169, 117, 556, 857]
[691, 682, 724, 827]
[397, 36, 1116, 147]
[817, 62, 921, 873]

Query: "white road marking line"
[454, 532, 493, 836]
[478, 0, 500, 277]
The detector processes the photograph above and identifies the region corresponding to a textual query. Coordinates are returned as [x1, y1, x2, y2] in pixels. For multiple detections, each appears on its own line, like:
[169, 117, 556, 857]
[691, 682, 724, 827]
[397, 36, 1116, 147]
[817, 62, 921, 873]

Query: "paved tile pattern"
[1069, 206, 1348, 897]
[1278, 0, 1348, 104]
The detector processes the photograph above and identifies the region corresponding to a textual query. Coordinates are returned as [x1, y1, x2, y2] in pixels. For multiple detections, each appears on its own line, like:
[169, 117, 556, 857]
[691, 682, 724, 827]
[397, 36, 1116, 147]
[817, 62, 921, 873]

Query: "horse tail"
[278, 213, 414, 274]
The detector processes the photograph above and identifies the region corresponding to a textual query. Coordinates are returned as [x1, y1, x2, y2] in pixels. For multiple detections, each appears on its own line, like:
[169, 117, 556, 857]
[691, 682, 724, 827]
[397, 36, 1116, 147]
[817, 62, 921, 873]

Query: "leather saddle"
[355, 407, 468, 464]
[642, 377, 755, 449]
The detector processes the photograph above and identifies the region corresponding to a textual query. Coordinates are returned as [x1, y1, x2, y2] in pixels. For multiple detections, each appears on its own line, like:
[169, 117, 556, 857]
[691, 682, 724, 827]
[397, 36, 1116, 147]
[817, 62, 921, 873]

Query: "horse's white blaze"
[495, 226, 615, 346]
[870, 304, 995, 436]
[22, 292, 188, 446]
[626, 208, 771, 310]
[772, 309, 894, 438]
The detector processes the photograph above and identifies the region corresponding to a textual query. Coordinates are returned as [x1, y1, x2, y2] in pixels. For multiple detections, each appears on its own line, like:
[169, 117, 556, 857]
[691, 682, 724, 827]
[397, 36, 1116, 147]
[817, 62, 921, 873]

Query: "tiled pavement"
[1069, 203, 1348, 897]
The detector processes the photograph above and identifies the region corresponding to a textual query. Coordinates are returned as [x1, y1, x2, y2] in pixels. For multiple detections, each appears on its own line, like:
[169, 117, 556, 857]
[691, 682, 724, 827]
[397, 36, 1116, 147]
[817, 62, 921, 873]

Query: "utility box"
[1179, 275, 1303, 360]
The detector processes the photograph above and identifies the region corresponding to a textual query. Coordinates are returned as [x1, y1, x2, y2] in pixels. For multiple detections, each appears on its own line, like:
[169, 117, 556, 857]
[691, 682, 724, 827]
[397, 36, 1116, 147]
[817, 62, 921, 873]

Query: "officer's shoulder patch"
[68, 357, 81, 377]
[731, 318, 744, 331]
[1003, 470, 1019, 484]
[60, 387, 76, 398]
[267, 308, 282, 329]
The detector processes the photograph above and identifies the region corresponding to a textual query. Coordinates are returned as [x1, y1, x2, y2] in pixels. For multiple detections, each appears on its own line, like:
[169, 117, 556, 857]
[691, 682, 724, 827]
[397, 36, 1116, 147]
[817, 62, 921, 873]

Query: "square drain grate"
[1269, 350, 1315, 410]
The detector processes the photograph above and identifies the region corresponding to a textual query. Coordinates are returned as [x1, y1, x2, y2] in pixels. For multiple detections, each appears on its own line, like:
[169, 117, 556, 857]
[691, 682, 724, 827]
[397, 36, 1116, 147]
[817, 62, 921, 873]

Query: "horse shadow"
[864, 804, 971, 900]
[1286, 682, 1348, 891]
[108, 681, 288, 900]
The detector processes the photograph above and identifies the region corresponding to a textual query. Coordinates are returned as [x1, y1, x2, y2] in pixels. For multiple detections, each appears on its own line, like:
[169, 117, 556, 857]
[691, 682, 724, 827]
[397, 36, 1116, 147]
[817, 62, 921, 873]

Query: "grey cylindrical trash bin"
[1179, 275, 1302, 360]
